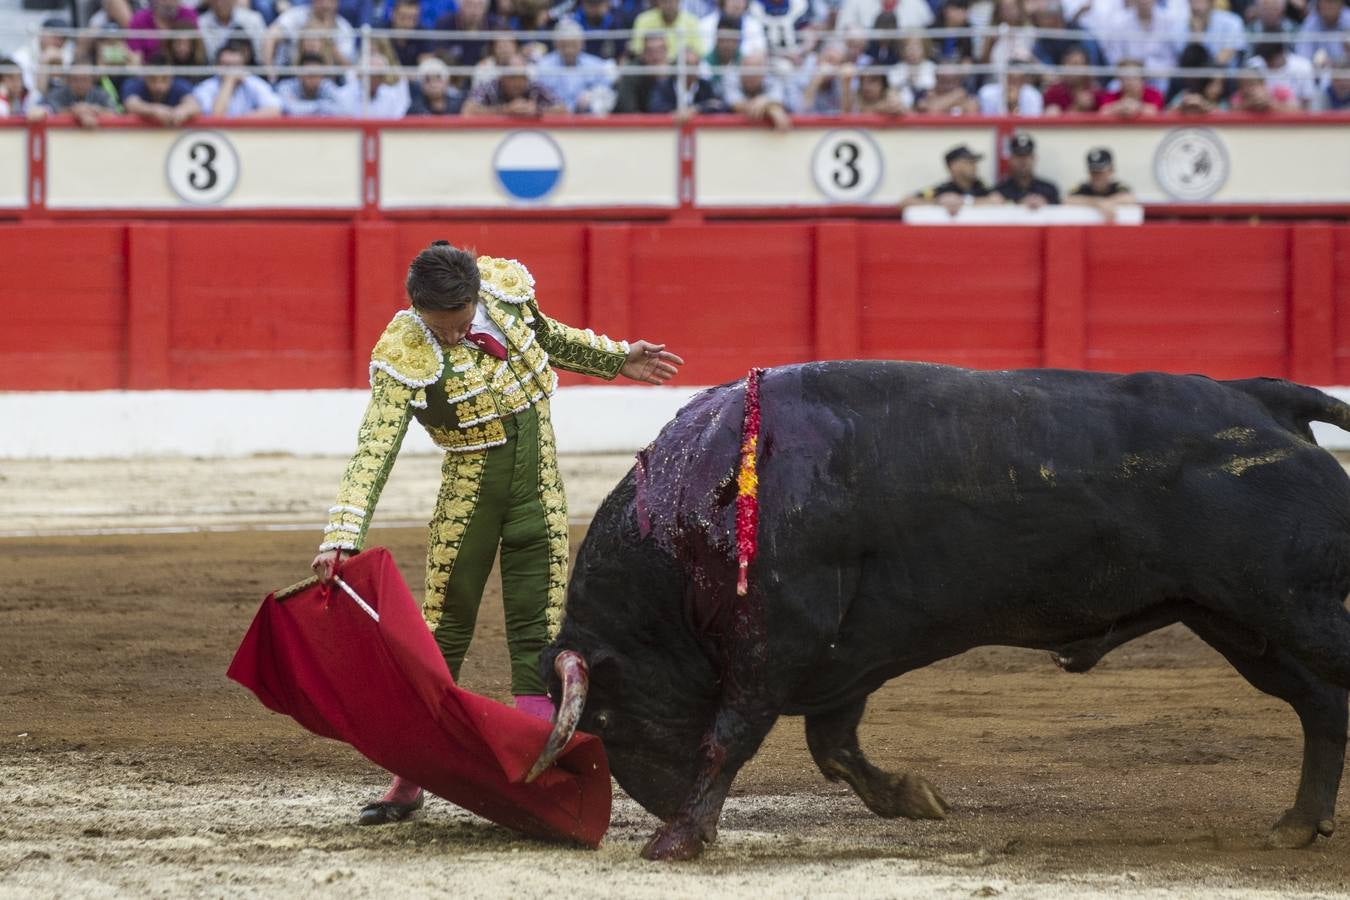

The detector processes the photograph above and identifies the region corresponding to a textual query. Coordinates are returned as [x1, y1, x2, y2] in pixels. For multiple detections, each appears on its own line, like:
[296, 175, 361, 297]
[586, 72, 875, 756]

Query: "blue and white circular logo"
[493, 131, 564, 202]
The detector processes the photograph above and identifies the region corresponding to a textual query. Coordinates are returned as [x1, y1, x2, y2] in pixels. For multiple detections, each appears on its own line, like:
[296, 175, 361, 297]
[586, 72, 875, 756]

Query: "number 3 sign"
[166, 131, 240, 205]
[810, 129, 883, 203]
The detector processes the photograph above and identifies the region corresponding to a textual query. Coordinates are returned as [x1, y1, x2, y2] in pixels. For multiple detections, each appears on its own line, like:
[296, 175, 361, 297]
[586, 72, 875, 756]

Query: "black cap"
[1009, 133, 1035, 156]
[1086, 147, 1113, 172]
[944, 144, 983, 165]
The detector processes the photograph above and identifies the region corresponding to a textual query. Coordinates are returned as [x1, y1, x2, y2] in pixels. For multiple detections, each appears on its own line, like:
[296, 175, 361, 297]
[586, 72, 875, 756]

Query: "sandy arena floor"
[5, 454, 1350, 898]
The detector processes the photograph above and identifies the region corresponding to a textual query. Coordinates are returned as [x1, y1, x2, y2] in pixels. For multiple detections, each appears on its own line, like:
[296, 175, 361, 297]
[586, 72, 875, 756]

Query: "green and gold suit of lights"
[321, 256, 629, 694]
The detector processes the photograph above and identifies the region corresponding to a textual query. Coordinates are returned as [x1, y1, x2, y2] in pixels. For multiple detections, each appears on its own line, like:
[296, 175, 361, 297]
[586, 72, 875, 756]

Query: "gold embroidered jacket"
[320, 256, 629, 552]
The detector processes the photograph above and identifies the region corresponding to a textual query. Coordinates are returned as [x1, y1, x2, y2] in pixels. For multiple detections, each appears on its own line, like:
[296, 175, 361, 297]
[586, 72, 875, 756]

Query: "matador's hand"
[620, 341, 684, 385]
[311, 548, 353, 584]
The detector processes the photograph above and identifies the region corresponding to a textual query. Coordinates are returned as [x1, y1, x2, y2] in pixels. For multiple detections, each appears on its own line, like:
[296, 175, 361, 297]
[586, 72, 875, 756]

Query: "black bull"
[534, 361, 1350, 861]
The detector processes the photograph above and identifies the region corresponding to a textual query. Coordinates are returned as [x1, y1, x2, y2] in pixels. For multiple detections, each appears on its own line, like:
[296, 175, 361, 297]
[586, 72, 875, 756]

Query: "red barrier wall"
[2, 221, 1348, 391]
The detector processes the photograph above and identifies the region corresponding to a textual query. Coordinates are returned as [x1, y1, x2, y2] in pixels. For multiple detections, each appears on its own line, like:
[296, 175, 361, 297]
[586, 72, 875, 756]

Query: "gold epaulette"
[477, 256, 536, 305]
[369, 310, 444, 390]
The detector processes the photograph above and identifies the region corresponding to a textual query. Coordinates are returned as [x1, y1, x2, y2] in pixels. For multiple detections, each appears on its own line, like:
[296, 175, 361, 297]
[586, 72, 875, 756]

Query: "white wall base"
[0, 386, 707, 459]
[3, 385, 1349, 459]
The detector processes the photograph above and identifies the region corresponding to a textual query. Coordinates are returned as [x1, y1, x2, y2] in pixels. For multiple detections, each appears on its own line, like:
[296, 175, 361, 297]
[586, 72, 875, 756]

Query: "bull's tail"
[1228, 377, 1350, 444]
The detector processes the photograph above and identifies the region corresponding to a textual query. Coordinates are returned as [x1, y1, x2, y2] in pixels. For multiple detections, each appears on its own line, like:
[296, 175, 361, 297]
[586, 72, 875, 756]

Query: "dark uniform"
[995, 175, 1061, 204]
[1071, 180, 1131, 198]
[916, 179, 992, 201]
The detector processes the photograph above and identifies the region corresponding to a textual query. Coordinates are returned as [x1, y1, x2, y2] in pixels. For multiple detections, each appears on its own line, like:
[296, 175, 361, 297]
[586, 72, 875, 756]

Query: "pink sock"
[514, 694, 554, 722]
[379, 775, 422, 805]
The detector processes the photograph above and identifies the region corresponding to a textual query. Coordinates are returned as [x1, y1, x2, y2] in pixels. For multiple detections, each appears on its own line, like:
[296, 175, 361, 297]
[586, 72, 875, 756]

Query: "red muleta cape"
[226, 547, 611, 848]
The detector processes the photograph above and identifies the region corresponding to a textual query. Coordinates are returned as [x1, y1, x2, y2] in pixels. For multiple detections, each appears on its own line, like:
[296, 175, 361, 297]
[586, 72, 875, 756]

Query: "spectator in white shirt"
[889, 34, 937, 108]
[0, 59, 31, 116]
[277, 52, 349, 115]
[263, 0, 358, 68]
[1061, 0, 1124, 39]
[1248, 39, 1319, 108]
[11, 17, 73, 97]
[535, 19, 616, 113]
[1102, 0, 1182, 73]
[978, 0, 1036, 67]
[835, 0, 932, 31]
[199, 0, 266, 62]
[701, 0, 769, 56]
[796, 38, 855, 112]
[1297, 0, 1350, 66]
[339, 52, 411, 117]
[1177, 0, 1245, 67]
[723, 48, 792, 128]
[177, 39, 283, 118]
[917, 62, 979, 114]
[976, 58, 1045, 114]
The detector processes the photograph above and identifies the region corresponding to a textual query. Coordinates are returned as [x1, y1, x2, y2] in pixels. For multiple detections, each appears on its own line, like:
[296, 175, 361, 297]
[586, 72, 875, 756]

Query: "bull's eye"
[594, 711, 610, 733]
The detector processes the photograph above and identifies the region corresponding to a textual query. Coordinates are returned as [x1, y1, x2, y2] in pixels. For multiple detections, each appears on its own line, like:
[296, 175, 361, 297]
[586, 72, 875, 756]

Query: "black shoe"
[358, 789, 425, 826]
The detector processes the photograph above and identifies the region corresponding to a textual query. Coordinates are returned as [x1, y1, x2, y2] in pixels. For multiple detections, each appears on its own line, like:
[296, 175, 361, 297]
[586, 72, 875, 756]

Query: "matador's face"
[418, 302, 477, 347]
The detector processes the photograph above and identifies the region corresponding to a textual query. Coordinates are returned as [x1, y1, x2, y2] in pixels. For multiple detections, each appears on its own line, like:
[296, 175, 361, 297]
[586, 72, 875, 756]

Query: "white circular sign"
[1153, 127, 1229, 202]
[166, 131, 240, 205]
[811, 129, 883, 202]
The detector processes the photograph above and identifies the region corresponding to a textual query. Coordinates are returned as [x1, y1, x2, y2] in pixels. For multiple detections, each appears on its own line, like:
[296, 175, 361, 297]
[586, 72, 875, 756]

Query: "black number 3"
[187, 141, 218, 191]
[832, 141, 861, 190]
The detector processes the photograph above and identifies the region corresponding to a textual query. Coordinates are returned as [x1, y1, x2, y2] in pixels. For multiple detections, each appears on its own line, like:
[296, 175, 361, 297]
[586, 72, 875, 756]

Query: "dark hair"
[406, 241, 480, 310]
[1060, 41, 1086, 61]
[1171, 42, 1216, 100]
[216, 35, 252, 64]
[1254, 40, 1284, 63]
[171, 19, 208, 65]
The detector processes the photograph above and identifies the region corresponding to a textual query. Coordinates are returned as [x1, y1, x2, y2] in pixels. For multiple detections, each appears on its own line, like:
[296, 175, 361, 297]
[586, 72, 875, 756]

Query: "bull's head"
[526, 636, 718, 820]
[526, 475, 720, 819]
[527, 636, 718, 819]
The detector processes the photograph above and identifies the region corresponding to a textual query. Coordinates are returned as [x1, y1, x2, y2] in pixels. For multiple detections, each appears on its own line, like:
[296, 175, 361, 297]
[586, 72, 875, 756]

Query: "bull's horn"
[524, 650, 589, 783]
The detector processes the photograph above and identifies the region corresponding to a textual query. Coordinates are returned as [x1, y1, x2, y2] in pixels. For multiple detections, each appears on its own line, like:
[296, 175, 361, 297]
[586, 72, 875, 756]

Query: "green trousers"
[428, 405, 550, 696]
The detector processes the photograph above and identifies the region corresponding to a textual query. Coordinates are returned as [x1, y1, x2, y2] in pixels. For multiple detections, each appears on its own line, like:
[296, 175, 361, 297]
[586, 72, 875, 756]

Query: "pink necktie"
[466, 329, 508, 360]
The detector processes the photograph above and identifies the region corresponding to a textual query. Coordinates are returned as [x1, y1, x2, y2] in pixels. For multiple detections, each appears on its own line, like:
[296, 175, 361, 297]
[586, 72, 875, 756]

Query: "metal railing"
[2, 23, 1348, 117]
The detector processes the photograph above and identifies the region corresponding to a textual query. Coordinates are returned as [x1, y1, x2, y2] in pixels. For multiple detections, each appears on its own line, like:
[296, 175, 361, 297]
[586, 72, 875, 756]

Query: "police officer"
[902, 144, 994, 215]
[994, 133, 1061, 208]
[1066, 147, 1137, 219]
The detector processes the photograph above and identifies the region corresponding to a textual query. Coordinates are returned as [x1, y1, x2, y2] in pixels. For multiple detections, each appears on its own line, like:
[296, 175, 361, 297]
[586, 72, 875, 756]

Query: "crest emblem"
[1153, 128, 1229, 202]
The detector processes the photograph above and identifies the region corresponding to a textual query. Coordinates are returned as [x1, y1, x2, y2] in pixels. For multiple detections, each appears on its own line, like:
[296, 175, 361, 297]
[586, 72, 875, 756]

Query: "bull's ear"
[588, 649, 624, 695]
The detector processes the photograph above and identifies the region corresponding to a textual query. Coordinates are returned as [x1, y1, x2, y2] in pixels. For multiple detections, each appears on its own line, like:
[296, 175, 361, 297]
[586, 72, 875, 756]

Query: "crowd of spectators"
[1, 0, 1348, 122]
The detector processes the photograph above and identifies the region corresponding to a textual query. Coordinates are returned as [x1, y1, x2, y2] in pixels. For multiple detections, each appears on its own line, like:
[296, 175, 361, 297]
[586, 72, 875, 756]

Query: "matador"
[310, 241, 682, 825]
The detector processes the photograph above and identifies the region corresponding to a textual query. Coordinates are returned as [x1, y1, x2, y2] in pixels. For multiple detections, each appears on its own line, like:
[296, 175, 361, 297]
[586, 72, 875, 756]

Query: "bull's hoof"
[862, 772, 949, 820]
[1267, 810, 1333, 849]
[641, 822, 706, 861]
[1051, 648, 1099, 674]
